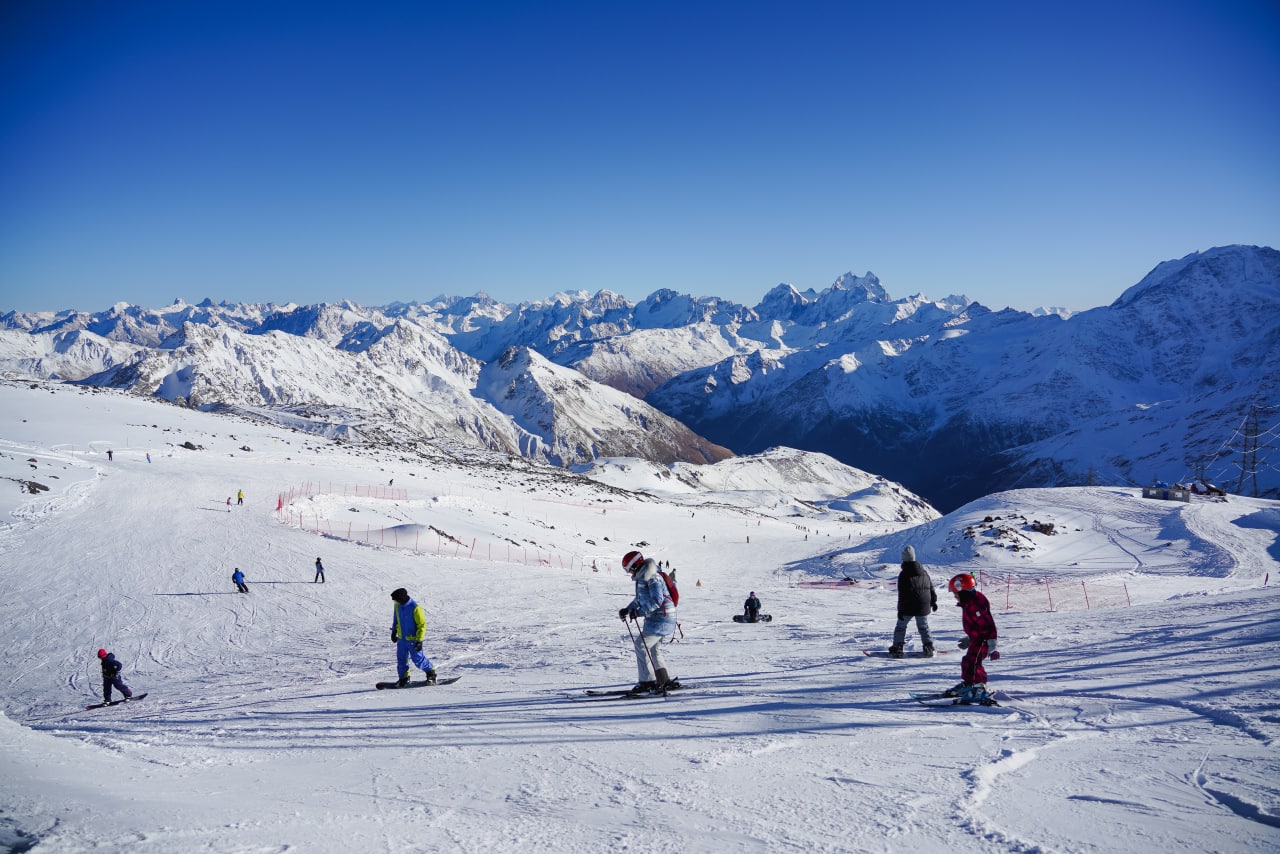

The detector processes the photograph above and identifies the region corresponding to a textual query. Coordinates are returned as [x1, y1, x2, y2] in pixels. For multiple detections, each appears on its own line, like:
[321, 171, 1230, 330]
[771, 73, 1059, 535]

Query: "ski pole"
[625, 617, 664, 691]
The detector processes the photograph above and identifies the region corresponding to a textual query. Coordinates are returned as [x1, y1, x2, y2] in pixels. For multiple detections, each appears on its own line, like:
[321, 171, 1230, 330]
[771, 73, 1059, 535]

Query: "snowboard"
[863, 649, 951, 659]
[732, 614, 772, 623]
[86, 692, 147, 710]
[375, 676, 461, 690]
[909, 690, 1000, 708]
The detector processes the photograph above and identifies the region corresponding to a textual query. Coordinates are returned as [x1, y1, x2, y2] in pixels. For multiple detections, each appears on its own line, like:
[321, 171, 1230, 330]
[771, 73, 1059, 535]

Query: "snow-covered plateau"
[1, 380, 1277, 853]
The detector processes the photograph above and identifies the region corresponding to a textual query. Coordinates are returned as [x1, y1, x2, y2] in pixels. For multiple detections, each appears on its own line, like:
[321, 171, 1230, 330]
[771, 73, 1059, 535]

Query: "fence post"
[1045, 579, 1054, 611]
[1124, 582, 1132, 606]
[1005, 574, 1012, 611]
[1081, 580, 1091, 610]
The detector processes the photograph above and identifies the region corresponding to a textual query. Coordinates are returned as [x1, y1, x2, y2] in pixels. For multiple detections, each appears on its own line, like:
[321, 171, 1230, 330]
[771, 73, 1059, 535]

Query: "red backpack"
[658, 569, 679, 606]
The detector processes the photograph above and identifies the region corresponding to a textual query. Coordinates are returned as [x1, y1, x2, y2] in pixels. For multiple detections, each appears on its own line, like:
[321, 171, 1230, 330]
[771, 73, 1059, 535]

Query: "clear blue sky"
[2, 0, 1278, 314]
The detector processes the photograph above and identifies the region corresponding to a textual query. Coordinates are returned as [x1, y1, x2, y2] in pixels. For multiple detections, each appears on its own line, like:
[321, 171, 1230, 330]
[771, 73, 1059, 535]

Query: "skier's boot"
[653, 668, 681, 692]
[943, 681, 969, 698]
[424, 669, 437, 685]
[395, 673, 411, 688]
[957, 683, 989, 704]
[888, 645, 904, 659]
[627, 680, 658, 696]
[921, 645, 935, 658]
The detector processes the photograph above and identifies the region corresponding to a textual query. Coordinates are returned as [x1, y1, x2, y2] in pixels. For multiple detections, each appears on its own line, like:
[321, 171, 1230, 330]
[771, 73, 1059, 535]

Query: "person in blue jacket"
[617, 550, 680, 694]
[232, 567, 248, 593]
[97, 648, 134, 704]
[313, 557, 325, 583]
[390, 588, 436, 687]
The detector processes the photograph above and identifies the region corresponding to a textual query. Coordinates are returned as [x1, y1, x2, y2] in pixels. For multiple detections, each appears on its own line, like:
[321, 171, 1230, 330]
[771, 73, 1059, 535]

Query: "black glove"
[618, 607, 630, 620]
[413, 641, 423, 653]
[628, 606, 641, 620]
[390, 630, 397, 643]
[957, 638, 969, 649]
[931, 604, 938, 613]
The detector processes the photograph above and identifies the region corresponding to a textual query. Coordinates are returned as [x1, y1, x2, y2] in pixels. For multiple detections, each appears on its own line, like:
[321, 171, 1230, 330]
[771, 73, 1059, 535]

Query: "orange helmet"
[622, 550, 645, 572]
[948, 573, 977, 594]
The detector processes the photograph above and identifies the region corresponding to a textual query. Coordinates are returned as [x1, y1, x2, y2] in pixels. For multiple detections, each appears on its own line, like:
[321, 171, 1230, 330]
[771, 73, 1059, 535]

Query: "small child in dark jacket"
[889, 545, 937, 657]
[97, 648, 134, 704]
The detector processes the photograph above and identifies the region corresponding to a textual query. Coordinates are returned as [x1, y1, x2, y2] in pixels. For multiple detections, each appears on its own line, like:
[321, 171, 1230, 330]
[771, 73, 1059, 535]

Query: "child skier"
[97, 648, 134, 705]
[232, 567, 248, 593]
[617, 550, 680, 694]
[945, 573, 1000, 704]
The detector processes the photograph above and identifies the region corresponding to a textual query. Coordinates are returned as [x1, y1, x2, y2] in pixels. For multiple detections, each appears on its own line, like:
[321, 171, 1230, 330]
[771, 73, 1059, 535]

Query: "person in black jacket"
[888, 545, 937, 658]
[97, 648, 134, 704]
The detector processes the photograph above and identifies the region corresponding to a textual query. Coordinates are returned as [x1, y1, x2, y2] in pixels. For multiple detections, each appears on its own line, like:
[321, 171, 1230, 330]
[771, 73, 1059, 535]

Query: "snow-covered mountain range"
[2, 244, 1276, 509]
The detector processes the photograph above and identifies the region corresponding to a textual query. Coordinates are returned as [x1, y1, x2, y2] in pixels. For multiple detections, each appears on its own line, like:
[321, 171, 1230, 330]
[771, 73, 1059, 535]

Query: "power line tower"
[1234, 405, 1261, 496]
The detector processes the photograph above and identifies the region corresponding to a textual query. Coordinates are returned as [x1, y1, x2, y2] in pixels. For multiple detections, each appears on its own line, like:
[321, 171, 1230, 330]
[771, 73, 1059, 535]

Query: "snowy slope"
[1, 380, 1277, 853]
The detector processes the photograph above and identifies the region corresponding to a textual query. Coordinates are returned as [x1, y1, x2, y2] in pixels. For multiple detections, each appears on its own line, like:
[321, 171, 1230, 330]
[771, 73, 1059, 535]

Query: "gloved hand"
[618, 607, 630, 620]
[931, 604, 938, 613]
[990, 651, 1001, 661]
[413, 641, 423, 653]
[390, 630, 397, 643]
[628, 606, 641, 620]
[988, 639, 999, 661]
[957, 638, 969, 649]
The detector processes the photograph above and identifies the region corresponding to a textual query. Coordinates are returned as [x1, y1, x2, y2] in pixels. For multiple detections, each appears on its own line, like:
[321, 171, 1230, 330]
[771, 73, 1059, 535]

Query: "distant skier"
[146, 452, 151, 463]
[97, 648, 134, 705]
[389, 588, 436, 687]
[888, 545, 937, 658]
[237, 489, 244, 506]
[314, 557, 325, 583]
[944, 573, 999, 704]
[617, 551, 680, 694]
[106, 449, 113, 461]
[232, 567, 248, 593]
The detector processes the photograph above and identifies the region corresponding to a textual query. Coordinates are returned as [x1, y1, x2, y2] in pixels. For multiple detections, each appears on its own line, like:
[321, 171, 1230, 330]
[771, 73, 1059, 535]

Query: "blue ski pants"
[396, 638, 434, 679]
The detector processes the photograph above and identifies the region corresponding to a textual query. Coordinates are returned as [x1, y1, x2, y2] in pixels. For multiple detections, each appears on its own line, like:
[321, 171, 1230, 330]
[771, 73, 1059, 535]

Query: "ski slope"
[1, 381, 1277, 853]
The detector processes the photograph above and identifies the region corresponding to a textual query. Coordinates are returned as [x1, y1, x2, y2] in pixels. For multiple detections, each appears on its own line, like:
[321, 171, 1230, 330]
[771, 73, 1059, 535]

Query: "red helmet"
[97, 648, 108, 658]
[622, 550, 645, 572]
[948, 573, 977, 594]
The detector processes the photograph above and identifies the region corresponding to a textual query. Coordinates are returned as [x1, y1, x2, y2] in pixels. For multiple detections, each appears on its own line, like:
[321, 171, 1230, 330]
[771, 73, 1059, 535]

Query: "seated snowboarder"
[734, 592, 771, 623]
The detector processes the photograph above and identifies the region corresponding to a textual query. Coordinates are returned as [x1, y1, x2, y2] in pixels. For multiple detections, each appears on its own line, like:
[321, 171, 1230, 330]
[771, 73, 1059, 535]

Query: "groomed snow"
[1, 381, 1277, 853]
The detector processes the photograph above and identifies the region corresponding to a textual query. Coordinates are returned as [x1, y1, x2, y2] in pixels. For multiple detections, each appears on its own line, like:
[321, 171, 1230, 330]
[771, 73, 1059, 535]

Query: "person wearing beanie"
[389, 588, 436, 687]
[97, 648, 134, 705]
[232, 567, 248, 594]
[888, 544, 937, 658]
[743, 591, 762, 622]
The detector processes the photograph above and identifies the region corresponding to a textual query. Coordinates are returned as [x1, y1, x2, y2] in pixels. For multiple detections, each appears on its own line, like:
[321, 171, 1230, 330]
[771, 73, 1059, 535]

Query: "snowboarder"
[617, 550, 680, 694]
[106, 449, 113, 461]
[232, 567, 248, 593]
[944, 573, 999, 704]
[314, 557, 325, 583]
[97, 648, 134, 704]
[733, 591, 772, 623]
[389, 588, 436, 687]
[888, 545, 937, 658]
[236, 489, 244, 506]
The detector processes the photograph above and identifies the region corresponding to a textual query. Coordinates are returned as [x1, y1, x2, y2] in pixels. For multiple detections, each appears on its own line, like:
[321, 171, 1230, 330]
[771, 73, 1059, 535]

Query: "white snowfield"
[1, 381, 1277, 853]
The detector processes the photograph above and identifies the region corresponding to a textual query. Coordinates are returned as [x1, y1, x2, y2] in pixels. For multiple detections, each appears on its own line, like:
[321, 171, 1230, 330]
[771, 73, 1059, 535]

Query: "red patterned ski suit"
[956, 589, 998, 685]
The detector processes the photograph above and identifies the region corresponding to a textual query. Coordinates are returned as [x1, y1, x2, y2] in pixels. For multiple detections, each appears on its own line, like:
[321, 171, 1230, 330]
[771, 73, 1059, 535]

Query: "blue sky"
[2, 1, 1278, 315]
